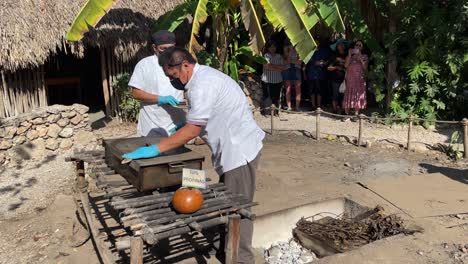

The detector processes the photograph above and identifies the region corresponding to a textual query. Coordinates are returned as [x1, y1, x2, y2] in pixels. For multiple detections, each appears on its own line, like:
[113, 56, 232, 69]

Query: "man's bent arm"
[157, 124, 202, 153]
[131, 87, 159, 104]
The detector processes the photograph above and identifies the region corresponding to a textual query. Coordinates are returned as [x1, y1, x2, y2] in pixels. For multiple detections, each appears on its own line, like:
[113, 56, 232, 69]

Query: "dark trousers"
[219, 153, 260, 264]
[261, 82, 282, 107]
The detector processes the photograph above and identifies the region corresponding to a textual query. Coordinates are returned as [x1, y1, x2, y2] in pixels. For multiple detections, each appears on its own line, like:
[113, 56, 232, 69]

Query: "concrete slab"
[361, 173, 468, 217]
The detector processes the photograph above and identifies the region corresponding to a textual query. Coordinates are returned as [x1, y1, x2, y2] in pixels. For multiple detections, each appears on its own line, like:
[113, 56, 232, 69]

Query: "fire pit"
[253, 198, 422, 262]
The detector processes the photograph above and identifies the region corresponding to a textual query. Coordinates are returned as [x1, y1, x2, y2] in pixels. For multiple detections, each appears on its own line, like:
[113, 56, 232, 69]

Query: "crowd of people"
[261, 37, 369, 122]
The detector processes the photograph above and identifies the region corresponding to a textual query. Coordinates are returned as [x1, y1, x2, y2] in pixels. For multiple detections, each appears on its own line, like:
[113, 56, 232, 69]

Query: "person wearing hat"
[123, 47, 265, 263]
[128, 30, 186, 137]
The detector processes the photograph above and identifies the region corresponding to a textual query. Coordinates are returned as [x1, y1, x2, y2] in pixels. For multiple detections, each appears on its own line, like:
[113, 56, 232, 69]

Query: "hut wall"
[0, 68, 47, 118]
[101, 47, 140, 118]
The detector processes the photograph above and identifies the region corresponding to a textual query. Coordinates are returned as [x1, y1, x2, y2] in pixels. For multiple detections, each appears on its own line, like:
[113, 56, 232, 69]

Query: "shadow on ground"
[419, 163, 468, 185]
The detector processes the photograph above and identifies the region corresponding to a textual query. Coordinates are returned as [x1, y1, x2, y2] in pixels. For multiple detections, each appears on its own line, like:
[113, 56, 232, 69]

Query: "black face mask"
[170, 78, 186, 90]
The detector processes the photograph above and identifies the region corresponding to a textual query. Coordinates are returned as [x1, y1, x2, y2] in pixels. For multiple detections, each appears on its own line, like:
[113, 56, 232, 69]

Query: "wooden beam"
[100, 48, 111, 115]
[130, 237, 144, 264]
[225, 214, 241, 264]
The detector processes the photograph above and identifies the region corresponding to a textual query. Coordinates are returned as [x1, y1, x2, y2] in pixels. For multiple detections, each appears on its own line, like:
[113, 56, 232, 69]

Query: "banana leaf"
[65, 0, 118, 41]
[317, 0, 345, 33]
[261, 0, 320, 63]
[240, 0, 266, 55]
[189, 0, 209, 53]
[153, 1, 197, 32]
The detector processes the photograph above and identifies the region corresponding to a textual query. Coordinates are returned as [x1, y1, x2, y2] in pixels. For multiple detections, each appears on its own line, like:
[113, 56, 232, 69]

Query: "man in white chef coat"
[129, 30, 186, 137]
[123, 47, 265, 263]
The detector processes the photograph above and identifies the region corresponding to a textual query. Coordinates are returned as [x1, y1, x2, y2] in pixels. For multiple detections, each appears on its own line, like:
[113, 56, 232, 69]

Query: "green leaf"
[235, 46, 268, 64]
[240, 0, 266, 54]
[189, 0, 209, 53]
[317, 1, 345, 32]
[432, 99, 446, 110]
[243, 64, 257, 73]
[65, 0, 118, 41]
[153, 1, 197, 32]
[260, 0, 320, 62]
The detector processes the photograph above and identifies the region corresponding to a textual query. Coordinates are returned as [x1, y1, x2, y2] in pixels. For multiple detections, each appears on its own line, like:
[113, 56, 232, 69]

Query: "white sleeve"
[186, 80, 216, 126]
[128, 62, 149, 91]
[264, 53, 272, 64]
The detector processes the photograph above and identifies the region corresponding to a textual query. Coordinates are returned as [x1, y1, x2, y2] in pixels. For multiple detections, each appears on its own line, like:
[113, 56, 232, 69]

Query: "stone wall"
[240, 73, 263, 110]
[0, 104, 91, 152]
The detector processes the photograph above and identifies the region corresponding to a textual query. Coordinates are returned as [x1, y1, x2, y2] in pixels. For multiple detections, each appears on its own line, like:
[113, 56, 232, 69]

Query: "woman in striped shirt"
[261, 41, 284, 114]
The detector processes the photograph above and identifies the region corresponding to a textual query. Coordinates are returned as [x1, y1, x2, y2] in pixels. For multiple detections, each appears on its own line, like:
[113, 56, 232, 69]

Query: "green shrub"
[113, 73, 140, 122]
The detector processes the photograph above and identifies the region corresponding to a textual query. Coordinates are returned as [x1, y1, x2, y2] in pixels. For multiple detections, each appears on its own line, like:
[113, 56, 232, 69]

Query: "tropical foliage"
[65, 0, 118, 41]
[67, 0, 467, 120]
[113, 73, 140, 122]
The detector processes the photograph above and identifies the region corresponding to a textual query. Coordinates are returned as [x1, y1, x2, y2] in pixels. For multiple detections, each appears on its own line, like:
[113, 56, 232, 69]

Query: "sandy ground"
[0, 119, 467, 264]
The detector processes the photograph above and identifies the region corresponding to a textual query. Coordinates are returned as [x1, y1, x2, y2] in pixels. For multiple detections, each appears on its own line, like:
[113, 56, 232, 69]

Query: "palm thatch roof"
[0, 0, 184, 71]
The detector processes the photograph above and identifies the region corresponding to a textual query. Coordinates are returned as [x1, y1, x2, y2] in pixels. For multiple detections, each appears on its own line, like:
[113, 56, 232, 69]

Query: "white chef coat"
[185, 63, 265, 174]
[129, 55, 186, 136]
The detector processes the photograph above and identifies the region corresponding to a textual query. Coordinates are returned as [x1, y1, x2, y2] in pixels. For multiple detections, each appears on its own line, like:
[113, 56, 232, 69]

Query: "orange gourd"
[172, 188, 204, 214]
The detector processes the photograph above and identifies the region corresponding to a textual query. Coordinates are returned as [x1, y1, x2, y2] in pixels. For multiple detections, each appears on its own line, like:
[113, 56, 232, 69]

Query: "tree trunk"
[385, 5, 398, 112]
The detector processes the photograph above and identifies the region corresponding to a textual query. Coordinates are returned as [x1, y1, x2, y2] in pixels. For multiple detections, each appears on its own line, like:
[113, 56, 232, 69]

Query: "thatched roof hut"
[0, 0, 184, 118]
[0, 0, 184, 71]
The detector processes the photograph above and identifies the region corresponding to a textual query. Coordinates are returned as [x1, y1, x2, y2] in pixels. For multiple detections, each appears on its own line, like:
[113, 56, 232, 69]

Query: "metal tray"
[104, 137, 205, 191]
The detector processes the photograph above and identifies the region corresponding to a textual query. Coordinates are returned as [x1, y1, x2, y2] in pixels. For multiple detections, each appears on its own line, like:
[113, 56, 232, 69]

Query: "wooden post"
[407, 115, 414, 151]
[130, 237, 144, 264]
[358, 114, 365, 146]
[225, 214, 241, 264]
[463, 118, 468, 159]
[270, 105, 275, 135]
[316, 108, 321, 141]
[100, 48, 111, 116]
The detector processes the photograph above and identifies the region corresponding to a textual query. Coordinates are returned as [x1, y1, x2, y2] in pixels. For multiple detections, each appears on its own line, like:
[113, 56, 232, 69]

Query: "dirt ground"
[0, 121, 467, 264]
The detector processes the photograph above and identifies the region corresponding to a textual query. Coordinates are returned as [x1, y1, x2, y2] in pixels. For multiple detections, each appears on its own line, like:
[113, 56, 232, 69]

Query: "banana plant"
[65, 0, 119, 41]
[260, 0, 345, 62]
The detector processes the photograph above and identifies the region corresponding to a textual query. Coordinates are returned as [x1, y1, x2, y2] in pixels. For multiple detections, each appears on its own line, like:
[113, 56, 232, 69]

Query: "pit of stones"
[253, 198, 414, 264]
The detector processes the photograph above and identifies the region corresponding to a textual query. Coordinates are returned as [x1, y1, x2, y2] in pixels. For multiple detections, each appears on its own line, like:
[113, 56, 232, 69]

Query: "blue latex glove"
[122, 145, 160, 160]
[158, 96, 179, 106]
[168, 122, 187, 135]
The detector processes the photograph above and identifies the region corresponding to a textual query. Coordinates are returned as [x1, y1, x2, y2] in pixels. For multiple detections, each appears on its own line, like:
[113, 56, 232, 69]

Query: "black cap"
[151, 30, 176, 45]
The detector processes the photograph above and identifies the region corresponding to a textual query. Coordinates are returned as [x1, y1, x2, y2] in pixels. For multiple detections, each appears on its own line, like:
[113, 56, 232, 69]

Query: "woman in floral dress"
[343, 40, 368, 119]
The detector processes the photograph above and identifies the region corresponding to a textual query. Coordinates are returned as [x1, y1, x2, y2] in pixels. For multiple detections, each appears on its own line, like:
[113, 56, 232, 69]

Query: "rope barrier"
[253, 105, 467, 158]
[255, 106, 463, 125]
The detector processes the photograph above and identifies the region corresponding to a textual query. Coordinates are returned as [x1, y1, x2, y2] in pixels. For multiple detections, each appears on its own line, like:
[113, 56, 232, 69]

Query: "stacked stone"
[0, 104, 91, 152]
[239, 74, 263, 110]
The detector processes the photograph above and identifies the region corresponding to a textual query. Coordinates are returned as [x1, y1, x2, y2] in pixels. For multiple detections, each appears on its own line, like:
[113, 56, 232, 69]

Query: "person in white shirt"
[123, 47, 265, 263]
[128, 30, 186, 137]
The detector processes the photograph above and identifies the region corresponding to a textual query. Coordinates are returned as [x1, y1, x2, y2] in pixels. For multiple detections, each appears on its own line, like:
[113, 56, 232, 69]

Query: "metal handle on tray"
[168, 162, 185, 173]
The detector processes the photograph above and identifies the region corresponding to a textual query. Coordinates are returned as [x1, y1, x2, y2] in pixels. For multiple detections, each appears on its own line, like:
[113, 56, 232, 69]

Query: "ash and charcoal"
[264, 239, 318, 264]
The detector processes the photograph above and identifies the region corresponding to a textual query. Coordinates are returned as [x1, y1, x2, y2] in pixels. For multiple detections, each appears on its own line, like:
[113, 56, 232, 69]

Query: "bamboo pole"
[107, 48, 115, 116]
[1, 71, 12, 117]
[316, 108, 322, 141]
[100, 48, 111, 115]
[407, 115, 414, 151]
[110, 56, 118, 117]
[40, 65, 47, 107]
[463, 118, 468, 159]
[0, 78, 5, 118]
[10, 71, 19, 115]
